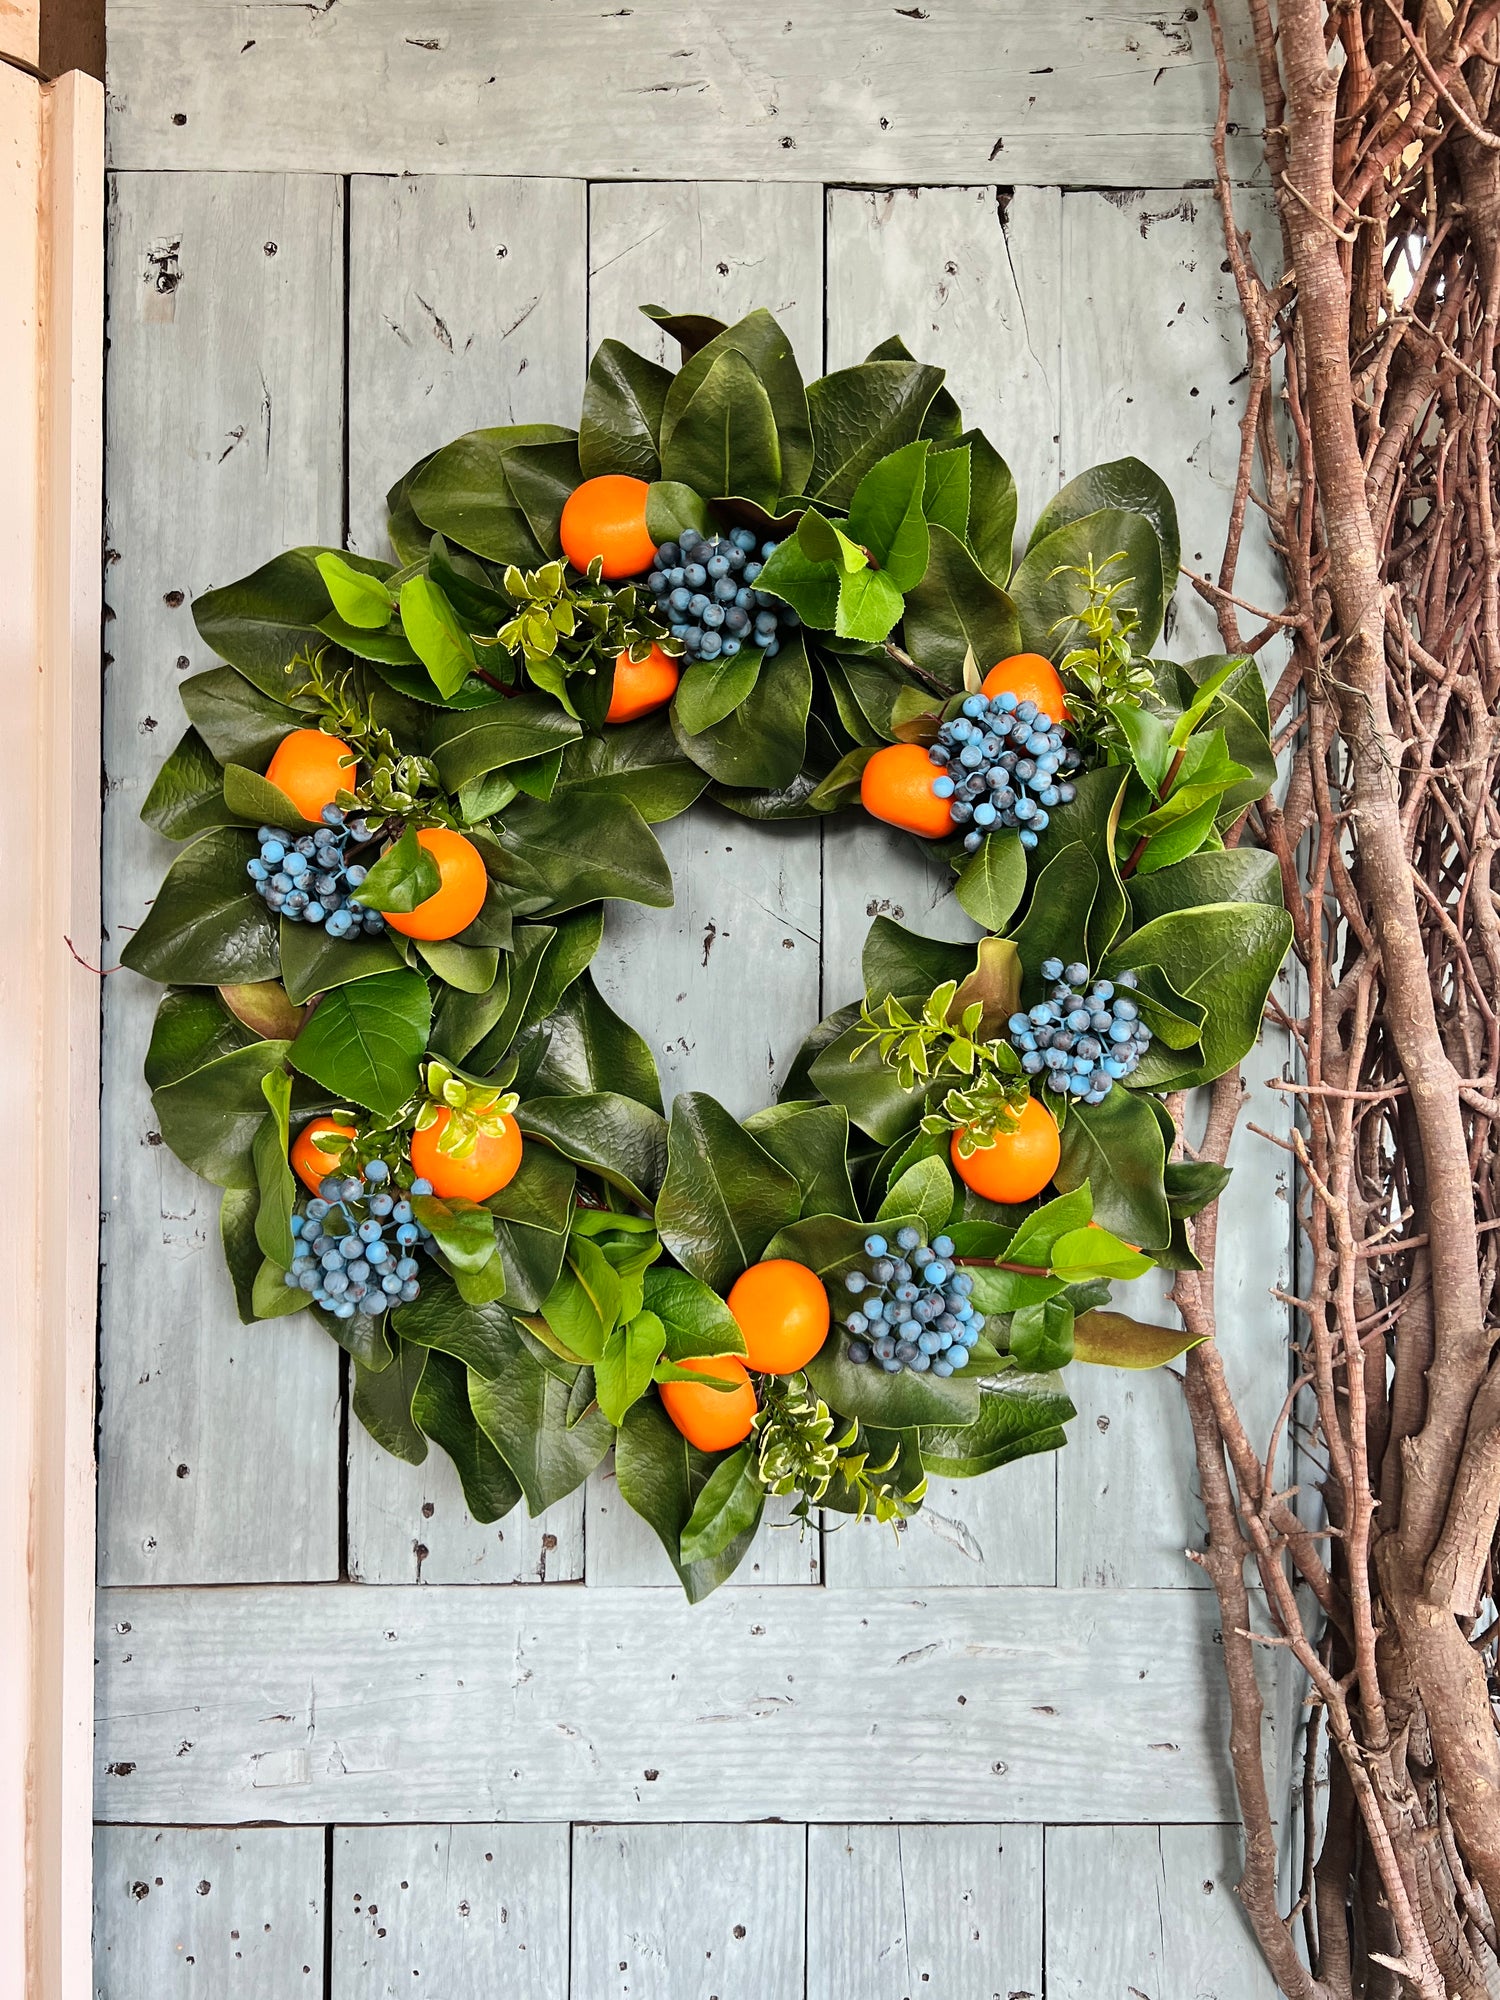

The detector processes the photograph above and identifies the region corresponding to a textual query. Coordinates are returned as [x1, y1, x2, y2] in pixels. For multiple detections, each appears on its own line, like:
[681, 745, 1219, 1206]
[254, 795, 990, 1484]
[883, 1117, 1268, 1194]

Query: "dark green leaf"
[427, 694, 583, 794]
[639, 304, 727, 359]
[502, 437, 583, 558]
[579, 336, 673, 480]
[614, 1395, 758, 1600]
[220, 762, 320, 833]
[1165, 1159, 1233, 1219]
[416, 939, 500, 995]
[146, 986, 259, 1090]
[808, 1020, 928, 1146]
[411, 1193, 498, 1275]
[352, 1336, 429, 1464]
[278, 918, 407, 1006]
[673, 650, 762, 734]
[645, 480, 713, 544]
[220, 1187, 264, 1324]
[1027, 457, 1180, 607]
[672, 631, 811, 790]
[1010, 843, 1098, 997]
[656, 1093, 802, 1292]
[468, 1328, 613, 1513]
[394, 1272, 519, 1378]
[555, 714, 709, 824]
[954, 829, 1027, 933]
[962, 432, 1019, 584]
[1012, 507, 1166, 657]
[922, 443, 971, 542]
[678, 1444, 762, 1565]
[659, 308, 814, 498]
[492, 791, 672, 915]
[141, 728, 241, 841]
[152, 1038, 293, 1189]
[805, 361, 946, 510]
[408, 425, 574, 564]
[1053, 1086, 1170, 1251]
[180, 666, 302, 768]
[121, 828, 279, 986]
[661, 349, 782, 512]
[519, 1092, 669, 1206]
[190, 547, 343, 688]
[1107, 902, 1293, 1090]
[528, 972, 663, 1112]
[862, 916, 976, 1003]
[919, 1371, 1074, 1475]
[742, 1101, 856, 1220]
[353, 824, 442, 914]
[1008, 1296, 1076, 1371]
[902, 525, 1022, 689]
[411, 1347, 522, 1521]
[287, 968, 431, 1115]
[1126, 847, 1282, 924]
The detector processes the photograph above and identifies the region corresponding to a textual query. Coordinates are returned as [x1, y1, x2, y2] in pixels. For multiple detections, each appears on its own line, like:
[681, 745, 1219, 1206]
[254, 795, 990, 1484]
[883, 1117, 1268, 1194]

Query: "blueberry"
[845, 1270, 867, 1292]
[864, 1234, 888, 1257]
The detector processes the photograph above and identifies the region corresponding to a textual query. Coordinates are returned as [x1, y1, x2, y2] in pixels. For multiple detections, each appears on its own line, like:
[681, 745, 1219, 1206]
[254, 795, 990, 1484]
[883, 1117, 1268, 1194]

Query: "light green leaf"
[315, 551, 394, 629]
[400, 575, 477, 699]
[287, 967, 431, 1116]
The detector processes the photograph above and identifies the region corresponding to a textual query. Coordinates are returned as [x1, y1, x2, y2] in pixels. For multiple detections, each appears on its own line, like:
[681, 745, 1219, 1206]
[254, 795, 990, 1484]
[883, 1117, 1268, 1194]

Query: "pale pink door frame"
[0, 44, 104, 2000]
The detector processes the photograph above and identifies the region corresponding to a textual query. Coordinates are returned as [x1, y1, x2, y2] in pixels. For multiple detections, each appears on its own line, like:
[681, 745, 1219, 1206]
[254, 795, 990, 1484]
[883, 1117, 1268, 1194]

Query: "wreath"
[126, 304, 1292, 1599]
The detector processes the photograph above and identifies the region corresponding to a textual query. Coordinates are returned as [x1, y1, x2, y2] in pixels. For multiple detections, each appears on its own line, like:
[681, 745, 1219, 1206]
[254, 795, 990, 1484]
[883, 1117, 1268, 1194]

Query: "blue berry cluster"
[842, 1227, 985, 1376]
[284, 1158, 433, 1319]
[929, 692, 1080, 853]
[645, 526, 800, 664]
[247, 805, 387, 941]
[1007, 960, 1150, 1104]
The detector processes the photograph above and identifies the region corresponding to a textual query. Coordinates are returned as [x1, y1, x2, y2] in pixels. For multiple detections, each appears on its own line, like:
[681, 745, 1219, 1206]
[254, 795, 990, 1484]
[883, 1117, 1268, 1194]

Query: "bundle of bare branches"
[1186, 3, 1500, 1992]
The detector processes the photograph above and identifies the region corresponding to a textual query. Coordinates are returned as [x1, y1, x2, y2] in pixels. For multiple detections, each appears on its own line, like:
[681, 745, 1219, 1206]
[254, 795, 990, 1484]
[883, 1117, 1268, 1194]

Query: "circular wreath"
[127, 304, 1291, 1600]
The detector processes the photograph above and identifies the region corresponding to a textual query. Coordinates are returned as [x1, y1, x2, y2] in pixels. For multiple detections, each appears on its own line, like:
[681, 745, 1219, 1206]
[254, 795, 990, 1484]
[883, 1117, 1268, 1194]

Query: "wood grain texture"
[347, 175, 587, 557]
[344, 173, 590, 1582]
[806, 1823, 1043, 2000]
[94, 1584, 1251, 1825]
[1052, 189, 1292, 1588]
[92, 1827, 324, 1997]
[571, 1823, 805, 2000]
[582, 180, 825, 1584]
[105, 2, 1262, 183]
[332, 1824, 570, 1998]
[1045, 1823, 1279, 1997]
[99, 173, 343, 1585]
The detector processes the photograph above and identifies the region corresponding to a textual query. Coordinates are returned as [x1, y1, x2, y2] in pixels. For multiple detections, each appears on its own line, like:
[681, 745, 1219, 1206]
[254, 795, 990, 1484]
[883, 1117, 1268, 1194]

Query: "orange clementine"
[265, 729, 357, 822]
[559, 474, 657, 580]
[981, 652, 1070, 723]
[291, 1117, 357, 1195]
[381, 827, 489, 941]
[727, 1258, 831, 1374]
[410, 1105, 523, 1201]
[607, 644, 680, 723]
[659, 1355, 758, 1453]
[859, 742, 955, 839]
[950, 1096, 1061, 1204]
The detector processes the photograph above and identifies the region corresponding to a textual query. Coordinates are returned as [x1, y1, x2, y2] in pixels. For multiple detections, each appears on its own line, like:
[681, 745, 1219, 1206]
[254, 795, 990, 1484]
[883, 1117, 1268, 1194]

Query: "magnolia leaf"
[1073, 1308, 1202, 1369]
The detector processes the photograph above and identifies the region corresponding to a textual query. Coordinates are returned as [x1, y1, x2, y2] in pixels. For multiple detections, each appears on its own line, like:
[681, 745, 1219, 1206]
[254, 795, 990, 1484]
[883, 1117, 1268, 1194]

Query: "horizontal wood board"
[92, 1584, 1278, 1826]
[105, 2, 1265, 182]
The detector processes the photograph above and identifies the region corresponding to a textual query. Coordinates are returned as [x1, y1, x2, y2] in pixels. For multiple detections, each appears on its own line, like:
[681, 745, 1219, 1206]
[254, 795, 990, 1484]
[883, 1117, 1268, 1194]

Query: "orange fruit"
[659, 1356, 758, 1453]
[559, 474, 657, 580]
[382, 827, 489, 941]
[291, 1117, 357, 1195]
[265, 729, 357, 822]
[859, 743, 955, 839]
[727, 1258, 831, 1374]
[410, 1105, 523, 1201]
[950, 1097, 1061, 1204]
[981, 653, 1070, 723]
[607, 644, 680, 724]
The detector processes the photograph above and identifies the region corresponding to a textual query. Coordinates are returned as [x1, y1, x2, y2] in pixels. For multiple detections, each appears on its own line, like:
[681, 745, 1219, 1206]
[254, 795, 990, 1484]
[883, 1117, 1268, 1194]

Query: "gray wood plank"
[1053, 188, 1292, 1588]
[344, 173, 589, 1584]
[95, 1583, 1250, 1825]
[570, 1823, 805, 2000]
[582, 180, 825, 1585]
[347, 174, 587, 557]
[107, 3, 1263, 184]
[100, 172, 343, 1585]
[92, 1826, 324, 1997]
[332, 1824, 569, 1998]
[806, 1824, 1043, 2000]
[818, 187, 1064, 1590]
[1046, 1824, 1278, 1998]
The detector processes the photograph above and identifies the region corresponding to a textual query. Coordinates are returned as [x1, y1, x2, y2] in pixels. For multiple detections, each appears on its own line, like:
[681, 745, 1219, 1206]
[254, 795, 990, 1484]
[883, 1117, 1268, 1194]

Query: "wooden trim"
[0, 64, 103, 2000]
[1, 0, 39, 71]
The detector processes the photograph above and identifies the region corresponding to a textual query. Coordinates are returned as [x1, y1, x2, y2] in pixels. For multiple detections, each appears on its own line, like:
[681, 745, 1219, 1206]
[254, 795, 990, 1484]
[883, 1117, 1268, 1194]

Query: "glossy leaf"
[519, 1092, 669, 1206]
[804, 361, 946, 510]
[835, 565, 905, 643]
[742, 1101, 856, 1220]
[427, 694, 582, 793]
[953, 829, 1027, 933]
[278, 919, 407, 1006]
[846, 438, 931, 592]
[862, 917, 976, 1003]
[120, 828, 280, 986]
[878, 1155, 955, 1240]
[902, 525, 1022, 688]
[662, 349, 782, 511]
[578, 338, 672, 480]
[315, 551, 393, 629]
[354, 823, 442, 914]
[152, 1038, 294, 1189]
[613, 1395, 758, 1601]
[962, 432, 1020, 584]
[555, 714, 709, 824]
[529, 972, 663, 1112]
[179, 666, 302, 769]
[1053, 1086, 1170, 1251]
[251, 1068, 297, 1268]
[595, 1310, 666, 1427]
[1012, 507, 1166, 657]
[468, 1331, 613, 1513]
[679, 1444, 762, 1565]
[1073, 1308, 1202, 1369]
[1027, 456, 1181, 607]
[752, 536, 841, 629]
[492, 791, 673, 915]
[918, 1371, 1074, 1476]
[1107, 902, 1294, 1091]
[808, 1020, 929, 1146]
[141, 728, 240, 841]
[658, 308, 814, 498]
[642, 1268, 747, 1361]
[394, 1274, 520, 1379]
[352, 1336, 428, 1464]
[287, 967, 431, 1116]
[411, 1347, 522, 1522]
[656, 1093, 802, 1292]
[672, 632, 811, 790]
[145, 987, 258, 1090]
[407, 424, 574, 564]
[1010, 842, 1098, 995]
[399, 575, 476, 700]
[673, 650, 762, 734]
[1126, 847, 1282, 924]
[1008, 1296, 1076, 1371]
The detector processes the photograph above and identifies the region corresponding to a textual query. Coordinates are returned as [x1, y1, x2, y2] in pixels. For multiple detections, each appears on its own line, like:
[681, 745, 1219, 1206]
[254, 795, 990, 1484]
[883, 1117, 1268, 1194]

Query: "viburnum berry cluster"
[285, 1158, 434, 1319]
[929, 691, 1080, 852]
[842, 1227, 984, 1376]
[1007, 960, 1151, 1104]
[248, 806, 388, 941]
[645, 526, 801, 662]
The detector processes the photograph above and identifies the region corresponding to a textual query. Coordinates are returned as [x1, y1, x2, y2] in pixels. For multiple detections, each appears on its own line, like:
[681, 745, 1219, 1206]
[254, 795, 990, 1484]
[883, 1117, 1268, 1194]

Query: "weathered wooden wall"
[96, 7, 1295, 1986]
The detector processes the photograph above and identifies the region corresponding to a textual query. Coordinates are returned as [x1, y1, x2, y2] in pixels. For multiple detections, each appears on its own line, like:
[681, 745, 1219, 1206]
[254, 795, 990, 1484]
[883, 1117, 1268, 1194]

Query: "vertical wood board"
[570, 1822, 806, 2000]
[332, 1823, 570, 1998]
[100, 172, 344, 1584]
[92, 1826, 324, 1997]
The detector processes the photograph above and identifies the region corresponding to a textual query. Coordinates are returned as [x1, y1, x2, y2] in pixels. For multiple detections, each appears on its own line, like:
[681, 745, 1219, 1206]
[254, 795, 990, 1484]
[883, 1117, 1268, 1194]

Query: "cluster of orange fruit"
[291, 1105, 523, 1205]
[660, 1257, 830, 1451]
